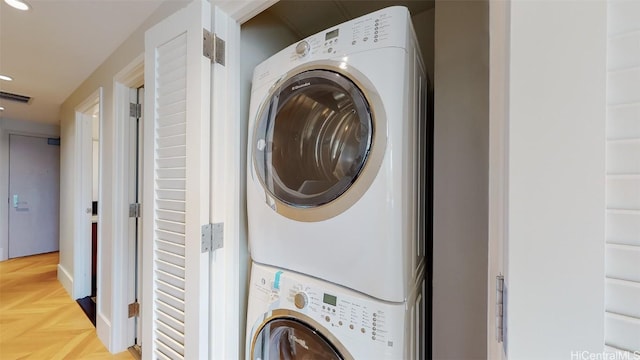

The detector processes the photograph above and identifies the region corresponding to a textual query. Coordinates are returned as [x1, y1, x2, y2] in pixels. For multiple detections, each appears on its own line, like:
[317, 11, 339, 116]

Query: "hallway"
[0, 252, 133, 359]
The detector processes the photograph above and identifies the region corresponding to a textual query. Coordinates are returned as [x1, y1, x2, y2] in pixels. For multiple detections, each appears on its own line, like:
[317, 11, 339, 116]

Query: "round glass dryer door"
[253, 69, 373, 213]
[251, 318, 343, 360]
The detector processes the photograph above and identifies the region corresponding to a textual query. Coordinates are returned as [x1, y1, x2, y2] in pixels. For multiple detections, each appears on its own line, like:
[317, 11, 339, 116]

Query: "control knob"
[295, 41, 310, 57]
[294, 292, 308, 309]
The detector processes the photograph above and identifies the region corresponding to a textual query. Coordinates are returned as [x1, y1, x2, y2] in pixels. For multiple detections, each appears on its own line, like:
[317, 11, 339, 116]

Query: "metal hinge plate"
[129, 203, 141, 218]
[128, 302, 140, 318]
[201, 223, 223, 253]
[203, 29, 225, 65]
[496, 275, 505, 343]
[129, 103, 142, 118]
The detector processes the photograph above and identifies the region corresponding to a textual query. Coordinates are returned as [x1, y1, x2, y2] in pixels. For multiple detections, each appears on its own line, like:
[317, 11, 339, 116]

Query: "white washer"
[247, 6, 427, 302]
[246, 262, 425, 360]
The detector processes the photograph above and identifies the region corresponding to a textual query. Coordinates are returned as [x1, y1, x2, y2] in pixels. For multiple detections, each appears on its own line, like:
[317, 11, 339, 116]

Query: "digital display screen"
[323, 293, 337, 306]
[325, 29, 339, 41]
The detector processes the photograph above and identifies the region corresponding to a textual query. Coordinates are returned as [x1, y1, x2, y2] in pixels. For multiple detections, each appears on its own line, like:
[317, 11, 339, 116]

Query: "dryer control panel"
[252, 6, 411, 90]
[286, 5, 408, 61]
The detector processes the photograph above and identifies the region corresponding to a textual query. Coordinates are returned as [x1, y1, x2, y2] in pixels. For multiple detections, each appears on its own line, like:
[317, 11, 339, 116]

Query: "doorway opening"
[73, 88, 103, 326]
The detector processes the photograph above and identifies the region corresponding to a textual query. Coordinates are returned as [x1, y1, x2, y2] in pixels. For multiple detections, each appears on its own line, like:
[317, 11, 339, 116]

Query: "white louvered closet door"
[142, 1, 212, 359]
[606, 0, 640, 355]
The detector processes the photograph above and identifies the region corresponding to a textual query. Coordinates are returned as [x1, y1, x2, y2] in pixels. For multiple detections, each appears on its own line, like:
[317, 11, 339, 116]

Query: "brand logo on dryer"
[291, 82, 311, 91]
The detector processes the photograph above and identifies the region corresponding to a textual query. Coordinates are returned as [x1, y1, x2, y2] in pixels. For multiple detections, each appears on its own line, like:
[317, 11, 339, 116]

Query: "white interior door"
[505, 1, 606, 358]
[142, 0, 212, 358]
[8, 134, 60, 258]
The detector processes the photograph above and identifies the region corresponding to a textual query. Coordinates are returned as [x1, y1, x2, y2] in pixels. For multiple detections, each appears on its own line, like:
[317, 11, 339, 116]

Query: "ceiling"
[0, 0, 166, 125]
[0, 0, 433, 127]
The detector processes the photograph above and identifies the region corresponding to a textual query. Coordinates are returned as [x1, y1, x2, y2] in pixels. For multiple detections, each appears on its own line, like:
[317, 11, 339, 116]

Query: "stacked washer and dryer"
[245, 6, 428, 359]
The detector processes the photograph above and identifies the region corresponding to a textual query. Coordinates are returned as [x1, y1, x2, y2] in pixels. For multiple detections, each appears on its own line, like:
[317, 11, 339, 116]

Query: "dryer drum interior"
[254, 69, 373, 208]
[252, 317, 344, 360]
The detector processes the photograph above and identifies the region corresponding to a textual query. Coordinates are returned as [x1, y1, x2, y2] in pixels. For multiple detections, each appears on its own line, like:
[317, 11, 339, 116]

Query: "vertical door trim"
[209, 5, 240, 359]
[108, 54, 144, 353]
[72, 88, 103, 300]
[488, 0, 510, 359]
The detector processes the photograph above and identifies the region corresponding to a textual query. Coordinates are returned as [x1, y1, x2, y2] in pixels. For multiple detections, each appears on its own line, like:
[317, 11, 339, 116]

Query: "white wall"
[0, 118, 60, 262]
[507, 1, 606, 358]
[58, 0, 188, 352]
[432, 1, 489, 359]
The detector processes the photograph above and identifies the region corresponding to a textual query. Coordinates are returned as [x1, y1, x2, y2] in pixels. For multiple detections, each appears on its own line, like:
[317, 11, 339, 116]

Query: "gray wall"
[433, 1, 489, 358]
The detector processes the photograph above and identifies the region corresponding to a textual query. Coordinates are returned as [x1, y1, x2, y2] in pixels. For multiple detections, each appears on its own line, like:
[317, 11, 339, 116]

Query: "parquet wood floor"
[0, 252, 134, 359]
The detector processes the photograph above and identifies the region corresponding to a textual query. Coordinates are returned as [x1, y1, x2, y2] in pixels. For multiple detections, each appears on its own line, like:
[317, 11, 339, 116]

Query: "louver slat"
[606, 278, 640, 319]
[156, 229, 185, 245]
[606, 244, 640, 283]
[156, 200, 185, 213]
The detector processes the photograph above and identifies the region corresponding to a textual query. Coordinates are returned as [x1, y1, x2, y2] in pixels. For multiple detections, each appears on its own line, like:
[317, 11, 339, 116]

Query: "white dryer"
[247, 6, 427, 302]
[246, 262, 425, 360]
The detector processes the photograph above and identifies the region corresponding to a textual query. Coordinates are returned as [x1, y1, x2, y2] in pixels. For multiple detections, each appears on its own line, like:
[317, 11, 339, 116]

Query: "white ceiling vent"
[0, 91, 31, 104]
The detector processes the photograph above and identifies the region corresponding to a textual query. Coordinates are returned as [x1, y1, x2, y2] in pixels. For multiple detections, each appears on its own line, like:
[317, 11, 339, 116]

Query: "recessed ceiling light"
[0, 106, 4, 111]
[0, 75, 13, 82]
[4, 0, 30, 11]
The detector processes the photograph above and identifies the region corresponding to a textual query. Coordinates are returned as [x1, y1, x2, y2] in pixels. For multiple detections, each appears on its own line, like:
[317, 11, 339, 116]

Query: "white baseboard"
[57, 264, 74, 297]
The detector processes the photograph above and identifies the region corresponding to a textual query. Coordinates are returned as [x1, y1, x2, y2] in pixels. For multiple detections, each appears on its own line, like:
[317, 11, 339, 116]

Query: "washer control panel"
[250, 264, 405, 352]
[287, 287, 392, 345]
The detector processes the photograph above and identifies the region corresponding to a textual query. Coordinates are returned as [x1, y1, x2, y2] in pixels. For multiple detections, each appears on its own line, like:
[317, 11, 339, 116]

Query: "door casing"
[109, 54, 145, 352]
[72, 88, 102, 300]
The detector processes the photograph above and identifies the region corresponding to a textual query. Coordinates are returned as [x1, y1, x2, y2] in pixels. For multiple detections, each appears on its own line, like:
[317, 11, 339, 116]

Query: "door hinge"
[496, 274, 505, 343]
[203, 29, 225, 66]
[129, 203, 141, 218]
[128, 301, 140, 318]
[130, 102, 142, 118]
[201, 223, 223, 253]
